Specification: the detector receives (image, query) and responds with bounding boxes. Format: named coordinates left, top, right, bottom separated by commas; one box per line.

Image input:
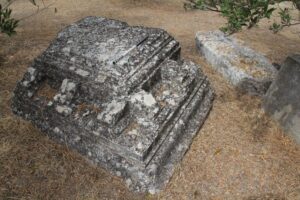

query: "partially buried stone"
left=263, top=54, right=300, bottom=144
left=196, top=30, right=277, bottom=96
left=11, top=16, right=214, bottom=193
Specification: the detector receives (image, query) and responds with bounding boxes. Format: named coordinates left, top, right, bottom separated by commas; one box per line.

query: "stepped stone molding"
left=12, top=17, right=214, bottom=193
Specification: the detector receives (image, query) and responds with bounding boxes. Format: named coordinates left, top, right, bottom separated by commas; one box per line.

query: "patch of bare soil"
left=1, top=0, right=300, bottom=199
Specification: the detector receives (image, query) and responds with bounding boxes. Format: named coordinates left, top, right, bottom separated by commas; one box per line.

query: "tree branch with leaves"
left=0, top=0, right=49, bottom=36
left=184, top=0, right=300, bottom=34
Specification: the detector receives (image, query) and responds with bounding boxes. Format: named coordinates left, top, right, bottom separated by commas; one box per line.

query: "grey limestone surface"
left=263, top=54, right=300, bottom=144
left=12, top=17, right=214, bottom=193
left=196, top=31, right=277, bottom=96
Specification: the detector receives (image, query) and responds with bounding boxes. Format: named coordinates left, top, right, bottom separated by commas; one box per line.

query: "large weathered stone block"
left=196, top=31, right=277, bottom=96
left=263, top=54, right=300, bottom=144
left=12, top=17, right=214, bottom=193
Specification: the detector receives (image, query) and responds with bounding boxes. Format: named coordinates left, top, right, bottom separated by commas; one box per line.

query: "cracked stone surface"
left=263, top=54, right=300, bottom=144
left=12, top=16, right=214, bottom=193
left=196, top=30, right=277, bottom=96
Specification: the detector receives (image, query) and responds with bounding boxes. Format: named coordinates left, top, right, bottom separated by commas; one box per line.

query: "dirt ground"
left=0, top=0, right=300, bottom=199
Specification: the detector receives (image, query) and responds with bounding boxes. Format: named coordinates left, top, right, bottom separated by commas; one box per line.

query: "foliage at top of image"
left=184, top=0, right=300, bottom=34
left=0, top=0, right=38, bottom=36
left=1, top=0, right=299, bottom=36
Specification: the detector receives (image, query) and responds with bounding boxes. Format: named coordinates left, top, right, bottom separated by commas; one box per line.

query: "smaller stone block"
left=196, top=31, right=277, bottom=95
left=263, top=54, right=300, bottom=144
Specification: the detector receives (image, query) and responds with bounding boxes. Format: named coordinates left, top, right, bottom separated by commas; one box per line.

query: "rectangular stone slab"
left=196, top=30, right=277, bottom=96
left=12, top=17, right=214, bottom=193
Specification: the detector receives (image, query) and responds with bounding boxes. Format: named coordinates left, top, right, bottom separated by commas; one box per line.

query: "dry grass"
left=0, top=0, right=300, bottom=199
left=36, top=81, right=58, bottom=100
left=0, top=117, right=140, bottom=200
